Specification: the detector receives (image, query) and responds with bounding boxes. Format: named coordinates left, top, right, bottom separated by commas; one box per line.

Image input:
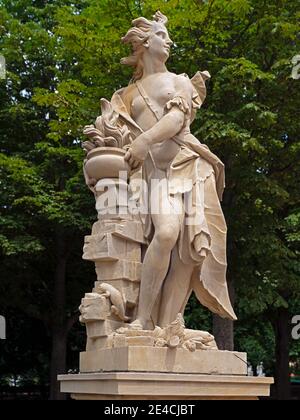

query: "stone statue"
left=59, top=13, right=274, bottom=399
left=120, top=11, right=236, bottom=328
left=80, top=11, right=236, bottom=355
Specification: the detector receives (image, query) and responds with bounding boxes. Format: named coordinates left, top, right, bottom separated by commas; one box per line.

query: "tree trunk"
left=49, top=229, right=68, bottom=400
left=213, top=315, right=234, bottom=350
left=273, top=308, right=291, bottom=400
left=213, top=276, right=235, bottom=351
left=50, top=327, right=67, bottom=400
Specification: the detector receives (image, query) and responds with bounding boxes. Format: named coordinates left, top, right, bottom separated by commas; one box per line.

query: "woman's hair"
left=121, top=11, right=168, bottom=81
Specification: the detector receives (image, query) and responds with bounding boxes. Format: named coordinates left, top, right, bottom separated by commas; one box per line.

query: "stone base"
left=79, top=347, right=248, bottom=376
left=58, top=372, right=274, bottom=400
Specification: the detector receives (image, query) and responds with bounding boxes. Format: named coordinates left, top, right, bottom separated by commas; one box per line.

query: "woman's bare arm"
left=124, top=108, right=185, bottom=168
left=141, top=107, right=185, bottom=145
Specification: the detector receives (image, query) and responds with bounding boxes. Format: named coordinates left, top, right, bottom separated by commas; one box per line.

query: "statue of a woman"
left=96, top=11, right=236, bottom=329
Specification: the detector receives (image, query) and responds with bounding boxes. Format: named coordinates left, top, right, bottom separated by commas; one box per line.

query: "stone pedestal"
left=79, top=347, right=247, bottom=375
left=58, top=372, right=274, bottom=400
left=59, top=347, right=273, bottom=400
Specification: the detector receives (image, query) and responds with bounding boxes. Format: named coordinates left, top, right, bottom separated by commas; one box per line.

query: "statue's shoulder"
left=117, top=84, right=137, bottom=111
left=172, top=72, right=194, bottom=95
left=123, top=83, right=136, bottom=93
left=119, top=84, right=136, bottom=100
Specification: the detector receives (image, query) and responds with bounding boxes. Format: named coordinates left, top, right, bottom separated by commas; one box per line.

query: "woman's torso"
left=124, top=72, right=182, bottom=171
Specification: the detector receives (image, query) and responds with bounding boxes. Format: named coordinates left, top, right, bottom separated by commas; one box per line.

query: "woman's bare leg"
left=158, top=245, right=195, bottom=327
left=134, top=213, right=181, bottom=328
left=132, top=188, right=184, bottom=329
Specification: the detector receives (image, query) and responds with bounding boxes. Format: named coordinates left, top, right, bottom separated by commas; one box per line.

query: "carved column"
left=79, top=149, right=145, bottom=355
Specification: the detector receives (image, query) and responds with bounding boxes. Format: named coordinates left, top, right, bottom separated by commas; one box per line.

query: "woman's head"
left=121, top=11, right=173, bottom=81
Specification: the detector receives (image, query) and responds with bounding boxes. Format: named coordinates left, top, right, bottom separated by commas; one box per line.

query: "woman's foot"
left=129, top=319, right=144, bottom=330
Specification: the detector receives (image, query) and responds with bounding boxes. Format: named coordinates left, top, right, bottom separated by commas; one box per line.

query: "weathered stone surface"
left=86, top=336, right=114, bottom=352
left=95, top=260, right=142, bottom=282
left=94, top=280, right=139, bottom=308
left=113, top=335, right=127, bottom=348
left=86, top=333, right=155, bottom=352
left=92, top=220, right=146, bottom=244
left=80, top=347, right=248, bottom=375
left=99, top=213, right=134, bottom=222
left=126, top=336, right=155, bottom=347
left=83, top=233, right=141, bottom=262
left=79, top=294, right=111, bottom=323
left=94, top=177, right=129, bottom=216
left=113, top=314, right=217, bottom=351
left=86, top=320, right=124, bottom=338
left=58, top=372, right=274, bottom=400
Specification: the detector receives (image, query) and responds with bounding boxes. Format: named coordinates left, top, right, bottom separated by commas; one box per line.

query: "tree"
left=0, top=0, right=95, bottom=400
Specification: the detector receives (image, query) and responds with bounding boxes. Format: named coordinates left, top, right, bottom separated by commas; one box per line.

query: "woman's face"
left=146, top=24, right=173, bottom=62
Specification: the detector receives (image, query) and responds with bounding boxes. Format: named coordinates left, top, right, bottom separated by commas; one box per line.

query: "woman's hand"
left=124, top=134, right=151, bottom=170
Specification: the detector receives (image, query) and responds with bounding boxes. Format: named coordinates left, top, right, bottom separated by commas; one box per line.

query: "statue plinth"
left=79, top=347, right=247, bottom=375
left=59, top=340, right=273, bottom=400
left=58, top=371, right=274, bottom=400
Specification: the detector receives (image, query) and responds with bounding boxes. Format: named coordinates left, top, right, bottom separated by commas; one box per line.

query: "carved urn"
left=84, top=147, right=130, bottom=182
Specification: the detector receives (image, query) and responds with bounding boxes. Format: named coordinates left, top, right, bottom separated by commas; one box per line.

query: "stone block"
left=126, top=336, right=155, bottom=347
left=83, top=233, right=141, bottom=262
left=91, top=220, right=146, bottom=244
left=86, top=320, right=124, bottom=338
left=80, top=347, right=248, bottom=376
left=86, top=336, right=114, bottom=351
left=95, top=260, right=142, bottom=283
left=79, top=294, right=111, bottom=323
left=113, top=335, right=127, bottom=348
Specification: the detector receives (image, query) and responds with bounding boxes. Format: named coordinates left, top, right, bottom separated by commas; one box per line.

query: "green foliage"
left=185, top=294, right=212, bottom=332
